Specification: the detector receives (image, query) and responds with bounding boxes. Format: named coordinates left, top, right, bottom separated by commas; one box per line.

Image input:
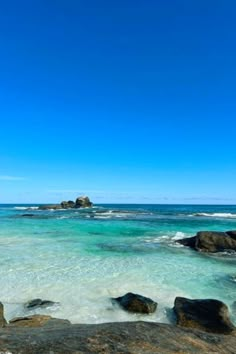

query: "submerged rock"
left=25, top=298, right=58, bottom=309
left=9, top=315, right=70, bottom=328
left=112, top=292, right=157, bottom=314
left=177, top=231, right=236, bottom=253
left=174, top=297, right=235, bottom=334
left=0, top=302, right=6, bottom=327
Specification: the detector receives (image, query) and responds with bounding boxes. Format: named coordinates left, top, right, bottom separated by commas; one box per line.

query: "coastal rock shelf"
left=1, top=321, right=236, bottom=353
left=177, top=230, right=236, bottom=253
left=38, top=195, right=93, bottom=210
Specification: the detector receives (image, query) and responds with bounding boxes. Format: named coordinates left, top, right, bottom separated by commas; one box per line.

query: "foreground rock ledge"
left=0, top=321, right=236, bottom=354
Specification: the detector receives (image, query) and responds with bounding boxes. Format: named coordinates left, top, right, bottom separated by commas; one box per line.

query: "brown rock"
left=1, top=321, right=236, bottom=353
left=9, top=315, right=70, bottom=328
left=112, top=292, right=157, bottom=314
left=174, top=297, right=236, bottom=334
left=0, top=302, right=6, bottom=327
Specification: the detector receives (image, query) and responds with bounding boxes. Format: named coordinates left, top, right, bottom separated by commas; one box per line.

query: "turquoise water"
left=0, top=204, right=235, bottom=324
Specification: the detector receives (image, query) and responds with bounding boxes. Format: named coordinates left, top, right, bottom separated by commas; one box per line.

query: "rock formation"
left=1, top=320, right=236, bottom=353
left=177, top=230, right=236, bottom=253
left=112, top=292, right=157, bottom=314
left=39, top=196, right=93, bottom=210
left=174, top=297, right=235, bottom=334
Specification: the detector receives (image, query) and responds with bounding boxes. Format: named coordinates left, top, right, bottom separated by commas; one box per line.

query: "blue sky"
left=0, top=0, right=236, bottom=203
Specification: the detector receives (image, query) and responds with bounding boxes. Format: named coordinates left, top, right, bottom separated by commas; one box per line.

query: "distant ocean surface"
left=0, top=204, right=235, bottom=324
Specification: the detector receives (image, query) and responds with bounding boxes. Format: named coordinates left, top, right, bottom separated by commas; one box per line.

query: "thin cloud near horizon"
left=0, top=175, right=27, bottom=181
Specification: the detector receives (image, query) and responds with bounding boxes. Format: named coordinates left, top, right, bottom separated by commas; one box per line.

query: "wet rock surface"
left=9, top=314, right=71, bottom=328
left=0, top=302, right=6, bottom=327
left=25, top=298, right=57, bottom=309
left=174, top=297, right=236, bottom=334
left=112, top=292, right=157, bottom=314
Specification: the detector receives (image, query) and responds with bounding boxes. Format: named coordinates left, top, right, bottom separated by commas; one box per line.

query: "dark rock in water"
left=112, top=292, right=157, bottom=314
left=38, top=204, right=62, bottom=210
left=226, top=230, right=236, bottom=240
left=9, top=315, right=70, bottom=328
left=0, top=302, right=6, bottom=327
left=75, top=196, right=93, bottom=208
left=22, top=214, right=35, bottom=217
left=25, top=298, right=57, bottom=309
left=174, top=297, right=235, bottom=334
left=177, top=231, right=236, bottom=253
left=1, top=321, right=236, bottom=354
left=61, top=200, right=75, bottom=209
left=177, top=235, right=196, bottom=248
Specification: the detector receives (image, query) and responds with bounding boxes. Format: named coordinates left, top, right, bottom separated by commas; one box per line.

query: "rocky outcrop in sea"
left=38, top=195, right=93, bottom=210
left=177, top=230, right=236, bottom=252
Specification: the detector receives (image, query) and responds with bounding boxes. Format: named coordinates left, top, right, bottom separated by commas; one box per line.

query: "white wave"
left=194, top=212, right=236, bottom=218
left=172, top=231, right=187, bottom=240
left=14, top=206, right=39, bottom=210
left=143, top=232, right=188, bottom=245
left=14, top=207, right=28, bottom=210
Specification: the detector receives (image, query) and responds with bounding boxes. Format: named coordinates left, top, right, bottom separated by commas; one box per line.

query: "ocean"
left=0, top=204, right=235, bottom=325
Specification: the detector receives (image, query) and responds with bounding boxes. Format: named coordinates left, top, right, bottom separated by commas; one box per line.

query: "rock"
left=75, top=196, right=93, bottom=208
left=174, top=297, right=235, bottom=334
left=1, top=321, right=236, bottom=354
left=226, top=230, right=236, bottom=240
left=112, top=292, right=157, bottom=314
left=9, top=315, right=70, bottom=328
left=38, top=196, right=93, bottom=210
left=25, top=298, right=58, bottom=309
left=177, top=235, right=196, bottom=248
left=0, top=302, right=6, bottom=327
left=177, top=231, right=236, bottom=253
left=38, top=204, right=62, bottom=210
left=61, top=200, right=75, bottom=209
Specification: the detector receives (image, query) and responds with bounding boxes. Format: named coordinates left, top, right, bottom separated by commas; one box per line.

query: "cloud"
left=0, top=175, right=26, bottom=181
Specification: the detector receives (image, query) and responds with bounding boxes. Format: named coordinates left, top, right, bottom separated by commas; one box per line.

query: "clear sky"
left=0, top=0, right=235, bottom=204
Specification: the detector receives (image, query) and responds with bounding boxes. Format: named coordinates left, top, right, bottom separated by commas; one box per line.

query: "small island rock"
left=39, top=196, right=93, bottom=210
left=75, top=196, right=93, bottom=208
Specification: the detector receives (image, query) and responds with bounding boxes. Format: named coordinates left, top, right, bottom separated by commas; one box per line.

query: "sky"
left=0, top=0, right=236, bottom=204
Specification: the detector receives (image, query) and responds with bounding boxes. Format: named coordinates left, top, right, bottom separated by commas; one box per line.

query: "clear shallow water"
left=0, top=204, right=236, bottom=324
